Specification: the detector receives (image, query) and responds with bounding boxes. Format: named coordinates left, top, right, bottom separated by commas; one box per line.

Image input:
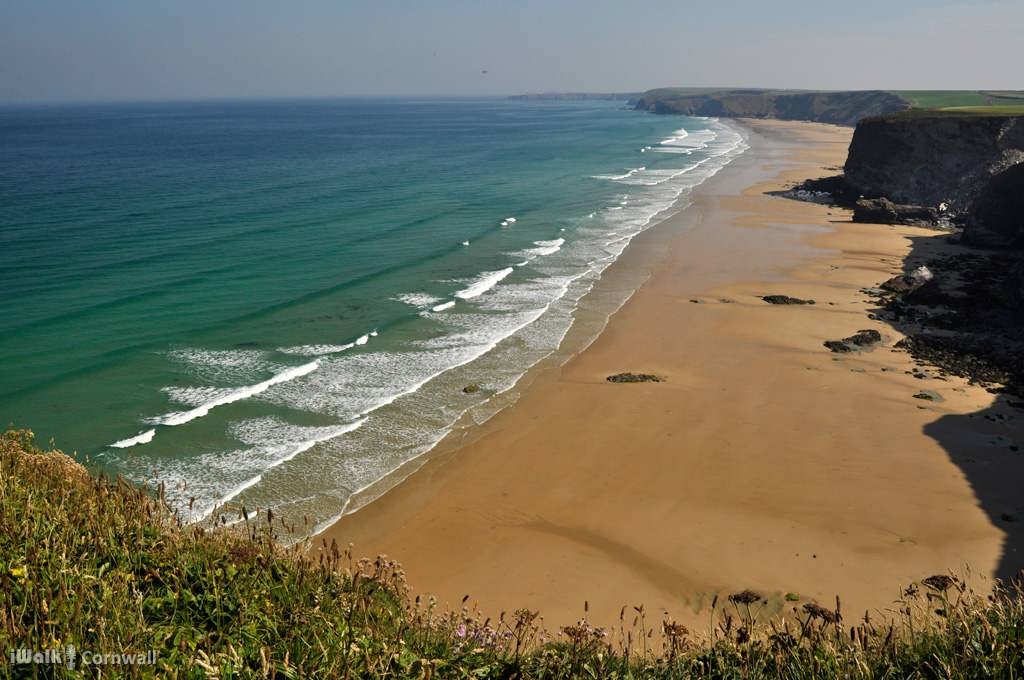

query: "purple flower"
left=455, top=624, right=467, bottom=638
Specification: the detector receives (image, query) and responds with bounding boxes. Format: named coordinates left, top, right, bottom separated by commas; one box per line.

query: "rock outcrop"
left=965, top=162, right=1024, bottom=248
left=853, top=198, right=939, bottom=226
left=634, top=89, right=908, bottom=127
left=881, top=265, right=934, bottom=294
left=824, top=329, right=882, bottom=353
left=844, top=112, right=1024, bottom=213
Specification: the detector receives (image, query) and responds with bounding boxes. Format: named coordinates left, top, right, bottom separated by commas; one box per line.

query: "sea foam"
left=110, top=429, right=156, bottom=449
left=454, top=267, right=514, bottom=300
left=278, top=343, right=355, bottom=357
left=147, top=360, right=320, bottom=428
left=396, top=292, right=443, bottom=308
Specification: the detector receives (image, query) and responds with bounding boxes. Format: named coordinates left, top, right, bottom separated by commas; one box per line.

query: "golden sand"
left=323, top=119, right=1018, bottom=629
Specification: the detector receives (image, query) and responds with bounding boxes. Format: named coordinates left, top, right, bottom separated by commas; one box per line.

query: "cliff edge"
left=844, top=111, right=1024, bottom=219
left=633, top=89, right=909, bottom=126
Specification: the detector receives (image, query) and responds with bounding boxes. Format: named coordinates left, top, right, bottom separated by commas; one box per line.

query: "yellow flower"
left=9, top=565, right=27, bottom=582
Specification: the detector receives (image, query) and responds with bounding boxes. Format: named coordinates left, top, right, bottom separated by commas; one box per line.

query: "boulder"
left=853, top=197, right=939, bottom=226
left=881, top=265, right=934, bottom=293
left=824, top=329, right=882, bottom=353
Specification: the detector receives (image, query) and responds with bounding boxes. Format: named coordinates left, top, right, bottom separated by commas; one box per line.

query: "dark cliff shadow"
left=874, top=230, right=1024, bottom=581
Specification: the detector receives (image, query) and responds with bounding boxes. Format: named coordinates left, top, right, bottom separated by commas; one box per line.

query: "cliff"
left=799, top=111, right=1024, bottom=413
left=966, top=161, right=1024, bottom=248
left=843, top=111, right=1024, bottom=216
left=633, top=89, right=909, bottom=126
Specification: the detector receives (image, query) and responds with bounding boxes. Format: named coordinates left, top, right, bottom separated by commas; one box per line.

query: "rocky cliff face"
left=966, top=162, right=1024, bottom=248
left=838, top=113, right=1024, bottom=356
left=843, top=113, right=1024, bottom=214
left=633, top=89, right=908, bottom=126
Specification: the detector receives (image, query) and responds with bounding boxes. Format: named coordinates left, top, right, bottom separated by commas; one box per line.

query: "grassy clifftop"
left=632, top=89, right=1024, bottom=125
left=893, top=90, right=1024, bottom=110
left=2, top=429, right=1023, bottom=677
left=632, top=89, right=909, bottom=126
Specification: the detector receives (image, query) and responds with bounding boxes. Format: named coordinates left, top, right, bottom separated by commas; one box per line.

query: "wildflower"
left=729, top=590, right=761, bottom=605
left=455, top=624, right=467, bottom=638
left=922, top=575, right=957, bottom=593
left=803, top=602, right=840, bottom=624
left=9, top=565, right=27, bottom=582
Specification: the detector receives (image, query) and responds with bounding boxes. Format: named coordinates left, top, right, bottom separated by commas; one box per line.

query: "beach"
left=324, top=119, right=1016, bottom=630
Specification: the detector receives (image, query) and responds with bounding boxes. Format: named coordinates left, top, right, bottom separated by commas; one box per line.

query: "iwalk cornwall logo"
left=8, top=643, right=157, bottom=669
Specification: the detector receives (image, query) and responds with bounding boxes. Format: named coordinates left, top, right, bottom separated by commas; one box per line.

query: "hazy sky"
left=1, top=0, right=1020, bottom=103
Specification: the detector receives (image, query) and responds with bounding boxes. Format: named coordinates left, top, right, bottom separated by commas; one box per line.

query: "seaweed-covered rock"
left=824, top=329, right=882, bottom=353
left=762, top=295, right=815, bottom=305
left=606, top=373, right=664, bottom=383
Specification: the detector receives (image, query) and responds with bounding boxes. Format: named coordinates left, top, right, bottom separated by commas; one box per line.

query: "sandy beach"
left=324, top=119, right=1020, bottom=630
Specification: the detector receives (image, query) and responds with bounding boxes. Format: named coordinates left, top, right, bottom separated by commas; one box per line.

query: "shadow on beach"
left=879, top=231, right=1024, bottom=581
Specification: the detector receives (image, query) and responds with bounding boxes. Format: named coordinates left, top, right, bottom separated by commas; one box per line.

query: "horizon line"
left=2, top=87, right=1018, bottom=108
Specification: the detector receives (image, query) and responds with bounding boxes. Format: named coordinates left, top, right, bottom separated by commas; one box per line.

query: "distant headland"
left=512, top=88, right=1024, bottom=127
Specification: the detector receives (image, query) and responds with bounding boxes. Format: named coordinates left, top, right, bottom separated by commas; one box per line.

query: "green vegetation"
left=893, top=91, right=1024, bottom=115
left=893, top=91, right=995, bottom=109
left=872, top=106, right=1024, bottom=121
left=3, top=429, right=1024, bottom=678
left=939, top=106, right=1024, bottom=116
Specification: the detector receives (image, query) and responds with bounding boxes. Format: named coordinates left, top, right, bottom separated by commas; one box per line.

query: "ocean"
left=0, top=97, right=746, bottom=534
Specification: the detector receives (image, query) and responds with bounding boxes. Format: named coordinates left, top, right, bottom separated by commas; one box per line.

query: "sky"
left=1, top=0, right=1020, bottom=103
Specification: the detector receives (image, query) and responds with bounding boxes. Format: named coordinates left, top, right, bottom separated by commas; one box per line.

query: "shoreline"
left=325, top=118, right=751, bottom=526
left=322, top=119, right=1011, bottom=629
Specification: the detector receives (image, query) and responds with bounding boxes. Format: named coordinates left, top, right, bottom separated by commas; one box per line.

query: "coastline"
left=322, top=119, right=1009, bottom=629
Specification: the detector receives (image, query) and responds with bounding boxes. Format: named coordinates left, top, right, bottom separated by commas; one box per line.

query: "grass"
left=2, top=428, right=1024, bottom=678
left=893, top=91, right=996, bottom=109
left=890, top=91, right=1024, bottom=116
left=939, top=105, right=1024, bottom=116
left=869, top=107, right=1024, bottom=122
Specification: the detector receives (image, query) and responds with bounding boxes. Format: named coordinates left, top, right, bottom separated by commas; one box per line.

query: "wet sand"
left=323, top=119, right=1011, bottom=630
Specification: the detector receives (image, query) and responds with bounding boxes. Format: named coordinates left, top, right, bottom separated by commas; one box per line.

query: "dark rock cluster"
left=606, top=373, right=664, bottom=383
left=853, top=198, right=938, bottom=227
left=824, top=329, right=882, bottom=353
left=875, top=249, right=1024, bottom=397
left=761, top=295, right=815, bottom=305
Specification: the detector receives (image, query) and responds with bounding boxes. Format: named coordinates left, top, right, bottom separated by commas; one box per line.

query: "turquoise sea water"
left=0, top=98, right=745, bottom=532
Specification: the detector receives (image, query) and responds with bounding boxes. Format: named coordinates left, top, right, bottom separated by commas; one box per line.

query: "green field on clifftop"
left=895, top=90, right=1024, bottom=109
left=938, top=105, right=1024, bottom=115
